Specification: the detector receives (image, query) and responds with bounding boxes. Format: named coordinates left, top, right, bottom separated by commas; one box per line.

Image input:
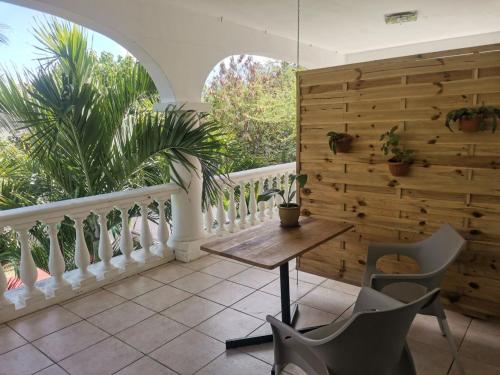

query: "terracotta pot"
left=333, top=135, right=353, bottom=153
left=459, top=117, right=481, bottom=133
left=388, top=159, right=411, bottom=177
left=279, top=204, right=300, bottom=227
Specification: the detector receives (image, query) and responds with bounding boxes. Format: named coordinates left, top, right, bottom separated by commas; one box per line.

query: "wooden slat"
left=297, top=43, right=500, bottom=318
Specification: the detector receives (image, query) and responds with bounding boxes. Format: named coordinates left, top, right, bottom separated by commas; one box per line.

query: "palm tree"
left=0, top=24, right=8, bottom=44
left=0, top=19, right=225, bottom=274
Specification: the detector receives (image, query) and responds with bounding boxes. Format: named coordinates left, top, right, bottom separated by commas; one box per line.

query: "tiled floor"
left=1, top=255, right=499, bottom=375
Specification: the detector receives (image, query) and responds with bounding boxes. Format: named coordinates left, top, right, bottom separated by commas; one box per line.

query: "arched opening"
left=203, top=54, right=298, bottom=172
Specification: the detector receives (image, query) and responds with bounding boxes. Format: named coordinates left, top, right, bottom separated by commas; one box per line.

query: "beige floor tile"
left=321, top=279, right=361, bottom=296
left=261, top=279, right=315, bottom=301
left=247, top=322, right=272, bottom=337
left=298, top=287, right=356, bottom=315
left=141, top=264, right=194, bottom=283
left=198, top=280, right=254, bottom=306
left=229, top=267, right=279, bottom=289
left=242, top=342, right=274, bottom=365
left=408, top=309, right=470, bottom=351
left=8, top=306, right=81, bottom=341
left=170, top=272, right=222, bottom=294
left=196, top=308, right=263, bottom=342
left=179, top=255, right=221, bottom=271
left=116, top=314, right=188, bottom=353
left=104, top=275, right=163, bottom=299
left=450, top=355, right=500, bottom=375
left=408, top=339, right=453, bottom=375
left=62, top=289, right=126, bottom=318
left=35, top=364, right=68, bottom=375
left=292, top=304, right=338, bottom=330
left=290, top=270, right=326, bottom=285
left=87, top=301, right=155, bottom=334
left=33, top=321, right=108, bottom=361
left=115, top=356, right=176, bottom=375
left=459, top=318, right=500, bottom=367
left=0, top=344, right=53, bottom=375
left=196, top=351, right=271, bottom=375
left=200, top=260, right=248, bottom=279
left=232, top=291, right=282, bottom=320
left=150, top=330, right=225, bottom=375
left=0, top=324, right=27, bottom=355
left=59, top=337, right=142, bottom=375
left=134, top=285, right=192, bottom=312
left=161, top=296, right=224, bottom=327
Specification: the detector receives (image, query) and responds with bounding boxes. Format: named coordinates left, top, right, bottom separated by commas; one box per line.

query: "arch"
left=4, top=0, right=176, bottom=102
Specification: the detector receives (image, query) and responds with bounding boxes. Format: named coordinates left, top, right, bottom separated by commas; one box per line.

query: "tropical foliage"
left=445, top=106, right=500, bottom=133
left=380, top=126, right=414, bottom=164
left=204, top=55, right=297, bottom=172
left=258, top=174, right=307, bottom=208
left=0, top=20, right=225, bottom=275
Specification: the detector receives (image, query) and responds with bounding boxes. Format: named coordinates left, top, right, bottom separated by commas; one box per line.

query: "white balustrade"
left=0, top=163, right=295, bottom=321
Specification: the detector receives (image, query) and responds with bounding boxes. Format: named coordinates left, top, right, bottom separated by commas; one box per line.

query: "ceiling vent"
left=385, top=11, right=418, bottom=24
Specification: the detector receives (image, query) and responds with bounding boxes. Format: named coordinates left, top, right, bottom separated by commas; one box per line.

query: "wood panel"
left=297, top=43, right=500, bottom=318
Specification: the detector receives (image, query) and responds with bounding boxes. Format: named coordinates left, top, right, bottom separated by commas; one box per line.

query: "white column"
left=117, top=206, right=136, bottom=269
left=96, top=210, right=117, bottom=278
left=204, top=204, right=214, bottom=234
left=138, top=201, right=155, bottom=261
left=258, top=177, right=266, bottom=222
left=71, top=215, right=96, bottom=285
left=216, top=191, right=226, bottom=234
left=0, top=263, right=15, bottom=312
left=228, top=186, right=237, bottom=233
left=16, top=227, right=44, bottom=303
left=248, top=179, right=257, bottom=225
left=46, top=221, right=71, bottom=294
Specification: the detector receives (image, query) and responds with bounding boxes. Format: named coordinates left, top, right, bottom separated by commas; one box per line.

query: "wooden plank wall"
left=296, top=43, right=500, bottom=318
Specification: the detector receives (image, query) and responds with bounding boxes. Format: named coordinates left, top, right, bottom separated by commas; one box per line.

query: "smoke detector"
left=385, top=11, right=418, bottom=24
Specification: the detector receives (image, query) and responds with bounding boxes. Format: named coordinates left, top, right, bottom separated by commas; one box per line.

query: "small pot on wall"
left=332, top=135, right=353, bottom=153
left=388, top=158, right=411, bottom=177
left=459, top=117, right=481, bottom=133
left=279, top=204, right=300, bottom=227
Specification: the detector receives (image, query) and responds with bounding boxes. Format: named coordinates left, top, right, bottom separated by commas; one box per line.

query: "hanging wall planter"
left=380, top=126, right=414, bottom=177
left=445, top=106, right=500, bottom=133
left=327, top=132, right=353, bottom=154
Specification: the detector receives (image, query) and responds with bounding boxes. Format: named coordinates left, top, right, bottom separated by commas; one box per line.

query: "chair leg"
left=438, top=317, right=466, bottom=375
left=271, top=364, right=282, bottom=375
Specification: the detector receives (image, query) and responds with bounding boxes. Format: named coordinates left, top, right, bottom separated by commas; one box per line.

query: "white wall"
left=345, top=30, right=500, bottom=64
left=6, top=0, right=345, bottom=103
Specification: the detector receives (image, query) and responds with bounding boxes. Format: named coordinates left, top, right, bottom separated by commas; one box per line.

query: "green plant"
left=380, top=126, right=414, bottom=164
left=445, top=106, right=500, bottom=132
left=257, top=174, right=307, bottom=207
left=327, top=131, right=351, bottom=154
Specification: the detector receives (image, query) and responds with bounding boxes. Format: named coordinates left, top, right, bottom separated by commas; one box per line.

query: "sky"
left=0, top=2, right=128, bottom=71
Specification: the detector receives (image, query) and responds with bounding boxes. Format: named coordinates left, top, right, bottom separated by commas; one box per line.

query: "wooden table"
left=201, top=217, right=353, bottom=349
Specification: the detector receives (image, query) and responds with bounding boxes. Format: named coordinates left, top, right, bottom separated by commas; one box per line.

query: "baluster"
left=258, top=177, right=266, bottom=222
left=16, top=227, right=44, bottom=302
left=118, top=207, right=135, bottom=267
left=139, top=202, right=154, bottom=260
left=96, top=211, right=116, bottom=276
left=267, top=177, right=275, bottom=219
left=239, top=181, right=247, bottom=229
left=290, top=174, right=297, bottom=203
left=46, top=221, right=71, bottom=293
left=0, top=263, right=15, bottom=310
left=71, top=215, right=95, bottom=284
left=228, top=186, right=237, bottom=233
left=155, top=198, right=172, bottom=258
left=204, top=204, right=214, bottom=234
left=248, top=179, right=257, bottom=225
left=216, top=191, right=226, bottom=234
left=283, top=172, right=290, bottom=205
left=275, top=173, right=283, bottom=206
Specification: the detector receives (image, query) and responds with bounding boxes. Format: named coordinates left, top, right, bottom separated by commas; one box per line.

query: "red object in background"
left=6, top=268, right=50, bottom=290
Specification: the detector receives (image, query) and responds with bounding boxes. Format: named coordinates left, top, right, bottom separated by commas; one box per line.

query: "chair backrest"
left=320, top=288, right=440, bottom=375
left=415, top=224, right=466, bottom=275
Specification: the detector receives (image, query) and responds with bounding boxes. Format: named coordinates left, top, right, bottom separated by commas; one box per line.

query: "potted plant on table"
left=445, top=106, right=500, bottom=133
left=258, top=174, right=308, bottom=227
left=327, top=131, right=353, bottom=154
left=380, top=126, right=414, bottom=177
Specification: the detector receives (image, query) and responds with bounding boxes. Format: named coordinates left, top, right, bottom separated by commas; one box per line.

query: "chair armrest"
left=370, top=272, right=437, bottom=291
left=353, top=287, right=403, bottom=314
left=366, top=242, right=420, bottom=267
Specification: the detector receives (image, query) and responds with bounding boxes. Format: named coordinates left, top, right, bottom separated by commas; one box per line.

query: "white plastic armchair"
left=267, top=287, right=440, bottom=375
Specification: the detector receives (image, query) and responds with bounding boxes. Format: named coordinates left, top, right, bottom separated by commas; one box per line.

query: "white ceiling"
left=166, top=0, right=500, bottom=54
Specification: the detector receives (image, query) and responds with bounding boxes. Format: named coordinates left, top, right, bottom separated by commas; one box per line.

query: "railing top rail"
left=0, top=183, right=181, bottom=228
left=221, top=162, right=296, bottom=184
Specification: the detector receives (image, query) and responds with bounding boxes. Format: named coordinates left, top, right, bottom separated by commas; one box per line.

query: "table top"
left=200, top=217, right=353, bottom=270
